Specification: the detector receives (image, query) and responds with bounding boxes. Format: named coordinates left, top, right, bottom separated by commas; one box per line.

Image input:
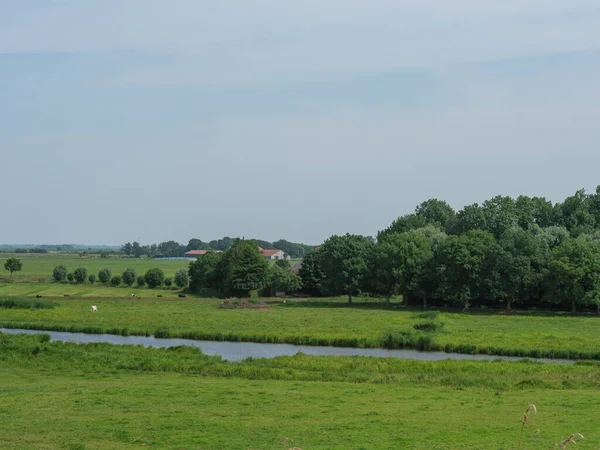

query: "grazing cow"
left=36, top=294, right=42, bottom=299
left=91, top=305, right=97, bottom=312
left=157, top=295, right=163, bottom=298
left=178, top=294, right=186, bottom=298
left=130, top=294, right=137, bottom=298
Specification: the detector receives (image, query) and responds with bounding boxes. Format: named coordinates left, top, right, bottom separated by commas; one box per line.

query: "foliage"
left=98, top=268, right=112, bottom=284
left=174, top=269, right=189, bottom=288
left=298, top=249, right=324, bottom=296
left=319, top=234, right=374, bottom=303
left=265, top=264, right=302, bottom=296
left=122, top=268, right=137, bottom=287
left=0, top=297, right=56, bottom=309
left=66, top=272, right=74, bottom=282
left=219, top=240, right=268, bottom=297
left=144, top=268, right=165, bottom=289
left=73, top=267, right=88, bottom=284
left=52, top=265, right=67, bottom=283
left=110, top=275, right=122, bottom=287
left=189, top=252, right=222, bottom=293
left=164, top=277, right=173, bottom=287
left=136, top=276, right=146, bottom=287
left=4, top=257, right=23, bottom=281
left=88, top=273, right=96, bottom=284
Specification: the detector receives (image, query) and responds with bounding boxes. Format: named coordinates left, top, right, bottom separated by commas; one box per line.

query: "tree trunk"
left=422, top=296, right=428, bottom=309
left=571, top=299, right=577, bottom=314
left=505, top=297, right=512, bottom=313
left=9, top=271, right=12, bottom=282
left=386, top=296, right=391, bottom=308
left=348, top=292, right=353, bottom=304
left=404, top=293, right=409, bottom=307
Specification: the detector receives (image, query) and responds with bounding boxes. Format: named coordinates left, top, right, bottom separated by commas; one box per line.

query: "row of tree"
left=298, top=187, right=600, bottom=313
left=52, top=266, right=189, bottom=289
left=121, top=237, right=314, bottom=259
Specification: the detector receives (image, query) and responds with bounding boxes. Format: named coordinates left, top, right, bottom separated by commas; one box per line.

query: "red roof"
left=261, top=249, right=282, bottom=257
left=185, top=250, right=221, bottom=256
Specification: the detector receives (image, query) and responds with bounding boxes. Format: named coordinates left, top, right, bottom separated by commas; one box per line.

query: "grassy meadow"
left=1, top=332, right=599, bottom=449
left=3, top=294, right=600, bottom=359
left=0, top=253, right=190, bottom=282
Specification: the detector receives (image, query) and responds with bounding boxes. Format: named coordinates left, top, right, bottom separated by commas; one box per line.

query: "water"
left=0, top=328, right=575, bottom=364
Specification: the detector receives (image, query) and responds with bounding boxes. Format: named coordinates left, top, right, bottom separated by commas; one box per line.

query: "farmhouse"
left=258, top=247, right=289, bottom=260
left=184, top=250, right=222, bottom=258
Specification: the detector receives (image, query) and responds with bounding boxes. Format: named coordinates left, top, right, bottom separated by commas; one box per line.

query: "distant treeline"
left=0, top=244, right=119, bottom=254
left=298, top=187, right=600, bottom=313
left=120, top=238, right=315, bottom=259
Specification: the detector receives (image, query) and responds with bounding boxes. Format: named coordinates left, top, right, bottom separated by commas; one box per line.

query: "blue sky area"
left=1, top=1, right=600, bottom=244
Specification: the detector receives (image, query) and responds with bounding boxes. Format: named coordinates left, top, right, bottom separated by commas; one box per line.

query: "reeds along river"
left=0, top=328, right=575, bottom=364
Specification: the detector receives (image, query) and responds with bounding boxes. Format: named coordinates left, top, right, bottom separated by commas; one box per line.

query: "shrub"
left=164, top=277, right=173, bottom=287
left=98, top=268, right=112, bottom=284
left=110, top=275, right=122, bottom=287
left=144, top=268, right=165, bottom=288
left=174, top=269, right=189, bottom=288
left=136, top=276, right=146, bottom=287
left=52, top=265, right=67, bottom=282
left=67, top=272, right=74, bottom=282
left=73, top=267, right=88, bottom=284
left=88, top=273, right=96, bottom=284
left=413, top=320, right=445, bottom=332
left=122, top=268, right=137, bottom=287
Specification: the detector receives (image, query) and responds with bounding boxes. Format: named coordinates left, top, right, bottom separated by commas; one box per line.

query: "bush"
left=88, top=273, right=96, bottom=284
left=67, top=272, right=74, bottom=282
left=144, top=268, right=165, bottom=288
left=122, top=268, right=137, bottom=287
left=73, top=267, right=88, bottom=284
left=164, top=277, right=173, bottom=287
left=174, top=269, right=189, bottom=288
left=98, top=268, right=112, bottom=284
left=110, top=275, right=122, bottom=287
left=136, top=276, right=146, bottom=287
left=52, top=265, right=67, bottom=282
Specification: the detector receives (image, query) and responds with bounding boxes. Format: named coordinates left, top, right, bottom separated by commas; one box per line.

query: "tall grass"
left=0, top=297, right=56, bottom=309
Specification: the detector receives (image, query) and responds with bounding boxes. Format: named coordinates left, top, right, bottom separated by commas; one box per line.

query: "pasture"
left=0, top=253, right=189, bottom=282
left=3, top=293, right=600, bottom=358
left=1, top=332, right=599, bottom=449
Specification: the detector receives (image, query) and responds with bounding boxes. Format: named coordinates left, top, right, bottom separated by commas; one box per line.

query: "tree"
left=189, top=251, right=223, bottom=293
left=266, top=264, right=302, bottom=296
left=132, top=241, right=143, bottom=258
left=122, top=268, right=137, bottom=287
left=121, top=242, right=133, bottom=255
left=415, top=198, right=456, bottom=230
left=157, top=241, right=186, bottom=258
left=174, top=269, right=189, bottom=288
left=298, top=249, right=324, bottom=296
left=98, top=268, right=112, bottom=284
left=219, top=239, right=268, bottom=297
left=111, top=275, right=122, bottom=287
left=164, top=277, right=173, bottom=287
left=73, top=267, right=88, bottom=284
left=67, top=272, right=75, bottom=283
left=274, top=259, right=291, bottom=269
left=144, top=268, right=165, bottom=288
left=369, top=231, right=433, bottom=307
left=88, top=273, right=96, bottom=284
left=4, top=257, right=22, bottom=282
left=319, top=234, right=374, bottom=304
left=378, top=214, right=428, bottom=240
left=186, top=238, right=211, bottom=251
left=52, top=265, right=68, bottom=282
left=136, top=276, right=146, bottom=287
left=546, top=237, right=600, bottom=313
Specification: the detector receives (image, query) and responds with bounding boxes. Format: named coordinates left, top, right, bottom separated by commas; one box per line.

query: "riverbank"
left=0, top=332, right=599, bottom=448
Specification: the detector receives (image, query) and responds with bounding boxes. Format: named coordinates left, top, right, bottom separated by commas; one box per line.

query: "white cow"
left=91, top=305, right=97, bottom=312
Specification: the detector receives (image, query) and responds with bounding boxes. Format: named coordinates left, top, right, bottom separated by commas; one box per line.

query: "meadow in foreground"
left=0, top=332, right=598, bottom=449
left=2, top=293, right=600, bottom=359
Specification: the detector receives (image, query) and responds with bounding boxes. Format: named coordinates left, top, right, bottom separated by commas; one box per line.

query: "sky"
left=1, top=0, right=600, bottom=245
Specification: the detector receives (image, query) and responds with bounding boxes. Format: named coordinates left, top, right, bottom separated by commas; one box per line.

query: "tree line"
left=51, top=265, right=189, bottom=289
left=298, top=187, right=600, bottom=313
left=121, top=237, right=315, bottom=259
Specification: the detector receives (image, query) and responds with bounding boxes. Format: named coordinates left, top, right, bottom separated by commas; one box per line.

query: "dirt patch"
left=219, top=299, right=271, bottom=310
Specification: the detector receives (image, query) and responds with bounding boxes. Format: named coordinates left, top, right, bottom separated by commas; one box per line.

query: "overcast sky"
left=2, top=1, right=600, bottom=245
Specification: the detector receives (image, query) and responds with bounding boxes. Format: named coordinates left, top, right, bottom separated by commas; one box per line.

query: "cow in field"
left=35, top=295, right=42, bottom=298
left=91, top=305, right=98, bottom=312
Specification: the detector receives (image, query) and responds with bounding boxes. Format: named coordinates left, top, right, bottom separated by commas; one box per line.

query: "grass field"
left=3, top=292, right=600, bottom=359
left=1, top=332, right=599, bottom=449
left=0, top=283, right=181, bottom=298
left=0, top=253, right=189, bottom=282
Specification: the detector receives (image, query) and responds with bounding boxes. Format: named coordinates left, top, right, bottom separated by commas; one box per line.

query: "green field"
left=3, top=292, right=600, bottom=359
left=0, top=253, right=189, bottom=283
left=0, top=283, right=181, bottom=298
left=1, top=332, right=599, bottom=449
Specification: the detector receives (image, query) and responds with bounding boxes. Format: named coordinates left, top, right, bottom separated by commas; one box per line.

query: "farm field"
left=1, top=332, right=599, bottom=449
left=0, top=253, right=190, bottom=282
left=3, top=292, right=600, bottom=358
